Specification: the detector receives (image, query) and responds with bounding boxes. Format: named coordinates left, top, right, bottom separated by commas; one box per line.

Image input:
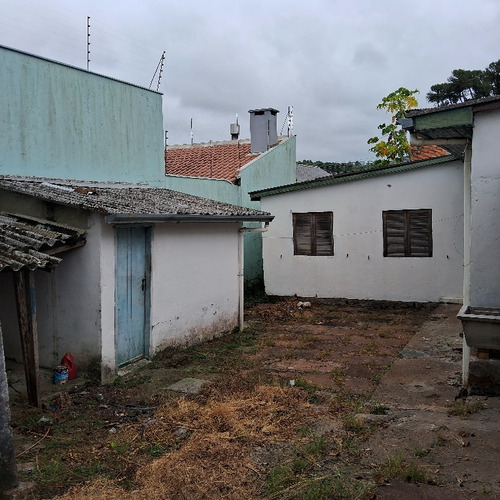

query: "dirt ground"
left=6, top=298, right=500, bottom=499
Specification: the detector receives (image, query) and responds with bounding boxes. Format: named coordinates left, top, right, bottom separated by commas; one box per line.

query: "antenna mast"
left=86, top=16, right=90, bottom=71
left=280, top=106, right=294, bottom=136
left=190, top=118, right=194, bottom=144
left=149, top=51, right=166, bottom=91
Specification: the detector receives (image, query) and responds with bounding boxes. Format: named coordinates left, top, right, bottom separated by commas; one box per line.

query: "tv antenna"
left=149, top=51, right=166, bottom=91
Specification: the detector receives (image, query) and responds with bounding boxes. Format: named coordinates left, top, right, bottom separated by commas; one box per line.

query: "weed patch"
left=448, top=400, right=486, bottom=418
left=376, top=452, right=434, bottom=484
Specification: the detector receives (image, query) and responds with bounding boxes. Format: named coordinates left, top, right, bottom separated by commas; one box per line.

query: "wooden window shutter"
left=314, top=212, right=334, bottom=256
left=293, top=212, right=333, bottom=256
left=383, top=211, right=406, bottom=257
left=293, top=213, right=313, bottom=255
left=409, top=209, right=432, bottom=257
left=383, top=209, right=432, bottom=257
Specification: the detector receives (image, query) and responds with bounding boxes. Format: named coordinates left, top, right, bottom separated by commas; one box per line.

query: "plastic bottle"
left=61, top=353, right=76, bottom=380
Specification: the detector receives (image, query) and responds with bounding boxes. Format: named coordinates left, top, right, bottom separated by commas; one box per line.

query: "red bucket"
left=61, top=353, right=76, bottom=380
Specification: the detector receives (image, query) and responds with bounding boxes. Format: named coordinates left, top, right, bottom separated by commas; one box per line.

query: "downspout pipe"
left=462, top=144, right=472, bottom=386
left=238, top=224, right=269, bottom=331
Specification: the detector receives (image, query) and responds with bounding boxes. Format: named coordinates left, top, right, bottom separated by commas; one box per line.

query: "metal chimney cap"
left=248, top=108, right=279, bottom=115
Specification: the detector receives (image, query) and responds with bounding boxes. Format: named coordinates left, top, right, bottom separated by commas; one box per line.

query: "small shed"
left=0, top=176, right=272, bottom=386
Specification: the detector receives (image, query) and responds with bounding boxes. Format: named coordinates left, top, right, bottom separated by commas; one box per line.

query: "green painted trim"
left=414, top=107, right=473, bottom=131
left=250, top=156, right=457, bottom=199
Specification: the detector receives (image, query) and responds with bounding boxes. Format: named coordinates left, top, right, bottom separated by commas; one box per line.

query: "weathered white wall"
left=99, top=221, right=117, bottom=381
left=35, top=216, right=104, bottom=369
left=469, top=111, right=500, bottom=307
left=150, top=223, right=240, bottom=351
left=261, top=161, right=464, bottom=302
left=0, top=193, right=106, bottom=371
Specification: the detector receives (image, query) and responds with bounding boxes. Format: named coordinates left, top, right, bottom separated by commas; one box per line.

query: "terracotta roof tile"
left=165, top=140, right=259, bottom=183
left=410, top=144, right=450, bottom=161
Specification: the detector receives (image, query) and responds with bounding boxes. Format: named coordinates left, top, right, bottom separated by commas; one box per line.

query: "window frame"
left=292, top=211, right=334, bottom=256
left=383, top=209, right=433, bottom=257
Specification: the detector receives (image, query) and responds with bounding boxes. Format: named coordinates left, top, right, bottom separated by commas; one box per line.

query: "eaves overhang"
left=403, top=96, right=500, bottom=159
left=105, top=214, right=274, bottom=225
left=250, top=156, right=457, bottom=200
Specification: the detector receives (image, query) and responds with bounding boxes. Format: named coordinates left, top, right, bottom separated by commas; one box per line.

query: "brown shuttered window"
left=293, top=212, right=333, bottom=256
left=383, top=209, right=432, bottom=257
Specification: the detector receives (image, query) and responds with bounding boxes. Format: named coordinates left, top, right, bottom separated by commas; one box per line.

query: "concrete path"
left=366, top=305, right=500, bottom=499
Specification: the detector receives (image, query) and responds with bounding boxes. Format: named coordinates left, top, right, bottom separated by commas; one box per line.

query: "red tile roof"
left=410, top=144, right=450, bottom=161
left=165, top=140, right=259, bottom=183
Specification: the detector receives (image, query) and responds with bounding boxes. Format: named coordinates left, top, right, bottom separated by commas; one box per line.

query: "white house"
left=0, top=176, right=272, bottom=383
left=250, top=156, right=464, bottom=303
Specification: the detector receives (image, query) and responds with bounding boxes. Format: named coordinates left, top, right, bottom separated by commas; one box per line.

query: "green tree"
left=367, top=87, right=419, bottom=166
left=486, top=60, right=500, bottom=96
left=427, top=60, right=500, bottom=106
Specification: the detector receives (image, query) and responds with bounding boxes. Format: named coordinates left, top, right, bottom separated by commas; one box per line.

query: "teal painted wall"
left=164, top=136, right=297, bottom=285
left=0, top=46, right=165, bottom=185
left=238, top=135, right=297, bottom=208
left=164, top=176, right=240, bottom=205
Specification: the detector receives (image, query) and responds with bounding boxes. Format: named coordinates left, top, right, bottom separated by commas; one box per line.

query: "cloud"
left=1, top=0, right=500, bottom=161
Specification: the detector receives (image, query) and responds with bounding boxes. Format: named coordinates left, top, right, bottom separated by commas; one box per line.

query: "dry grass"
left=54, top=381, right=323, bottom=500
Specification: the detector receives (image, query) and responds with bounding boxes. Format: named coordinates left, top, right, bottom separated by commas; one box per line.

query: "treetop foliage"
left=427, top=60, right=500, bottom=106
left=299, top=159, right=375, bottom=176
left=367, top=87, right=419, bottom=166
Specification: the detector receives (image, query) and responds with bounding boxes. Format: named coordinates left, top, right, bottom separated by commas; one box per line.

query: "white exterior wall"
left=0, top=212, right=106, bottom=371
left=469, top=111, right=500, bottom=307
left=150, top=223, right=240, bottom=351
left=261, top=161, right=464, bottom=302
left=97, top=219, right=116, bottom=381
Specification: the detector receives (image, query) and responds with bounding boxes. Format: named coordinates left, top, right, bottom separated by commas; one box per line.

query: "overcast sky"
left=1, top=0, right=499, bottom=162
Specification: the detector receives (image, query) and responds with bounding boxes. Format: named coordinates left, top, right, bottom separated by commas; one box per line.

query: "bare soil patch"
left=7, top=298, right=500, bottom=499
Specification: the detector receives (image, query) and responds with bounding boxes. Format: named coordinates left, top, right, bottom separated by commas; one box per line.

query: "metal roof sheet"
left=0, top=212, right=85, bottom=272
left=405, top=95, right=500, bottom=118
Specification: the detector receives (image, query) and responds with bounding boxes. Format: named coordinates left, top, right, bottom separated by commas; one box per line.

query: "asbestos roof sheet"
left=0, top=212, right=85, bottom=272
left=296, top=164, right=331, bottom=182
left=0, top=176, right=271, bottom=219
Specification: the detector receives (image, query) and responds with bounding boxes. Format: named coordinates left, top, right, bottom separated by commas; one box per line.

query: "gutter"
left=105, top=214, right=274, bottom=224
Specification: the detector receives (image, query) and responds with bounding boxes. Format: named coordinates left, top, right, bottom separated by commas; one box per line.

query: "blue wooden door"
left=115, top=227, right=151, bottom=367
